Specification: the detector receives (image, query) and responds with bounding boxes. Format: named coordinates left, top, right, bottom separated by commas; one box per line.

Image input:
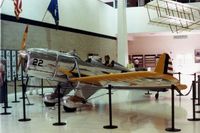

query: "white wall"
left=126, top=7, right=169, bottom=33
left=1, top=0, right=116, bottom=36
left=2, top=0, right=200, bottom=66
left=1, top=20, right=117, bottom=60
left=128, top=33, right=200, bottom=89
left=2, top=1, right=200, bottom=35
left=128, top=33, right=200, bottom=74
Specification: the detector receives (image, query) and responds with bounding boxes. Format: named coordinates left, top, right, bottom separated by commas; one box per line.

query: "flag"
left=14, top=0, right=22, bottom=20
left=47, top=0, right=59, bottom=26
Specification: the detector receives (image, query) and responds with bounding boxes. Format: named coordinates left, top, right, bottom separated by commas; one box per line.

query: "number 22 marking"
left=32, top=58, right=43, bottom=66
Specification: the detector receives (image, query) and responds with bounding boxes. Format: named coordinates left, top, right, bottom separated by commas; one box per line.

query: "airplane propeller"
left=16, top=25, right=29, bottom=73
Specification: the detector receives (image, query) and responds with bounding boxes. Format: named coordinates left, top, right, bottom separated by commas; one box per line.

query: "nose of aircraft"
left=17, top=50, right=29, bottom=72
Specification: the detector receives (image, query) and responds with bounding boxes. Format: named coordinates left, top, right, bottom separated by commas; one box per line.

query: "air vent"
left=173, top=35, right=188, bottom=39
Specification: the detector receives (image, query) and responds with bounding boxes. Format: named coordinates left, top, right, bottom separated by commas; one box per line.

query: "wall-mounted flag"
left=13, top=0, right=22, bottom=20
left=47, top=0, right=59, bottom=26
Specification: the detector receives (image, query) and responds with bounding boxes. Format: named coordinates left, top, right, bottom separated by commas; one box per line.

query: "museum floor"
left=1, top=87, right=200, bottom=133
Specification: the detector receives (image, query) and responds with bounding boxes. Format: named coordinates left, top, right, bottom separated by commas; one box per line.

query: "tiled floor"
left=0, top=88, right=200, bottom=133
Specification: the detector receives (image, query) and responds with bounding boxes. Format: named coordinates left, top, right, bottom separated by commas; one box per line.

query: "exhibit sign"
left=195, top=49, right=200, bottom=63
left=0, top=49, right=20, bottom=81
left=6, top=50, right=11, bottom=81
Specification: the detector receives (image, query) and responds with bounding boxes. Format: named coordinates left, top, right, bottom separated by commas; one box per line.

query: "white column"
left=117, top=0, right=128, bottom=66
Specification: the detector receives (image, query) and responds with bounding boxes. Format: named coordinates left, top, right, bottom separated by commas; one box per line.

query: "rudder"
left=154, top=53, right=173, bottom=75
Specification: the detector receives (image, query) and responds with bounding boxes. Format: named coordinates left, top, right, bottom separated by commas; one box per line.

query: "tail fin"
left=154, top=53, right=173, bottom=75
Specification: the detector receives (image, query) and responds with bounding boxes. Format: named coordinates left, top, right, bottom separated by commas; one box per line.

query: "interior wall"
left=1, top=20, right=117, bottom=61
left=126, top=7, right=169, bottom=33
left=1, top=0, right=116, bottom=36
left=2, top=0, right=200, bottom=35
left=128, top=34, right=200, bottom=74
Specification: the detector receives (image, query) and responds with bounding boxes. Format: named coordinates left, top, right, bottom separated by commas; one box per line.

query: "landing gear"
left=155, top=91, right=159, bottom=100
left=145, top=91, right=152, bottom=96
left=44, top=101, right=56, bottom=107
left=63, top=105, right=77, bottom=112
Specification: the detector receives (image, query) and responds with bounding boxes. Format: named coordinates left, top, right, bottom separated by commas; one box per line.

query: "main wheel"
left=63, top=105, right=77, bottom=112
left=155, top=93, right=159, bottom=100
left=44, top=101, right=56, bottom=107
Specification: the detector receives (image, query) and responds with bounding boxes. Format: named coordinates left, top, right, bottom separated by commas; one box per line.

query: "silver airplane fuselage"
left=24, top=48, right=129, bottom=82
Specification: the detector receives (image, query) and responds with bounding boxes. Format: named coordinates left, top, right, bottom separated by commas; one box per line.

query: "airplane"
left=19, top=49, right=187, bottom=112
left=25, top=48, right=131, bottom=109
left=17, top=25, right=187, bottom=112
left=145, top=0, right=200, bottom=33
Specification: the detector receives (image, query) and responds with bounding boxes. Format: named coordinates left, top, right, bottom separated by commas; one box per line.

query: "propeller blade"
left=17, top=25, right=29, bottom=73
left=21, top=25, right=28, bottom=50
left=16, top=55, right=22, bottom=73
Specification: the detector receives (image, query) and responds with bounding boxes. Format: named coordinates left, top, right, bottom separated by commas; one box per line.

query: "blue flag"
left=47, top=0, right=59, bottom=26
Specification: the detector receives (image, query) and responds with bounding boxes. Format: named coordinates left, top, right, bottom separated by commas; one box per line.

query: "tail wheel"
left=63, top=105, right=77, bottom=112
left=44, top=101, right=56, bottom=107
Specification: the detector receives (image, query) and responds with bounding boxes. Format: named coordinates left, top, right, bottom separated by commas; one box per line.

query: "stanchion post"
left=103, top=85, right=118, bottom=129
left=18, top=72, right=31, bottom=122
left=176, top=72, right=183, bottom=97
left=39, top=79, right=44, bottom=97
left=196, top=75, right=200, bottom=106
left=176, top=72, right=183, bottom=101
left=178, top=72, right=182, bottom=103
left=191, top=73, right=197, bottom=100
left=188, top=81, right=200, bottom=121
left=2, top=78, right=12, bottom=109
left=19, top=72, right=27, bottom=99
left=24, top=76, right=34, bottom=106
left=165, top=85, right=181, bottom=132
left=12, top=76, right=20, bottom=103
left=53, top=84, right=66, bottom=126
left=178, top=72, right=181, bottom=83
left=0, top=79, right=11, bottom=115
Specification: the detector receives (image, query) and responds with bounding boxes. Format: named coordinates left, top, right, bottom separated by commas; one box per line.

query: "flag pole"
left=0, top=0, right=5, bottom=8
left=42, top=9, right=48, bottom=22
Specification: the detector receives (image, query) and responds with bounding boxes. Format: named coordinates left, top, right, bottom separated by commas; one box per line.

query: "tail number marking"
left=32, top=58, right=43, bottom=67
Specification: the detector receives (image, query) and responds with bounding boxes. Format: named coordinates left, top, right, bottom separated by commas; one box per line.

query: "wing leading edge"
left=69, top=53, right=187, bottom=91
left=69, top=71, right=187, bottom=91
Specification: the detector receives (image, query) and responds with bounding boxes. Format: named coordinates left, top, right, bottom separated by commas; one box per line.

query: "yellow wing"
left=69, top=71, right=187, bottom=91
left=68, top=53, right=187, bottom=91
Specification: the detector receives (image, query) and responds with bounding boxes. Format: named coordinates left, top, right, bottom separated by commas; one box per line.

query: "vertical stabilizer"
left=154, top=53, right=173, bottom=75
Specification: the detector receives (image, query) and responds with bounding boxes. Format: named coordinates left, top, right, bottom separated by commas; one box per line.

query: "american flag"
left=14, top=0, right=22, bottom=19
